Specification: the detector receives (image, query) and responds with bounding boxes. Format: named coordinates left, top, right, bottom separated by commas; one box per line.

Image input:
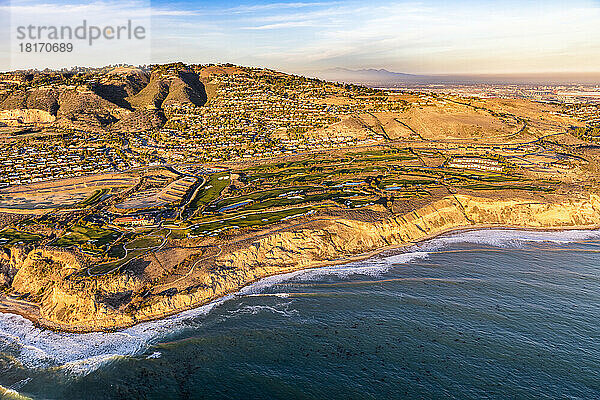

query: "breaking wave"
left=0, top=297, right=229, bottom=376
left=417, top=228, right=600, bottom=250
left=1, top=228, right=598, bottom=377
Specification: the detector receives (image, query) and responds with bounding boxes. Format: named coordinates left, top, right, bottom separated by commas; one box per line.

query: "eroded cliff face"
left=217, top=197, right=470, bottom=270
left=2, top=248, right=144, bottom=329
left=216, top=194, right=600, bottom=271
left=3, top=194, right=600, bottom=332
left=458, top=195, right=600, bottom=227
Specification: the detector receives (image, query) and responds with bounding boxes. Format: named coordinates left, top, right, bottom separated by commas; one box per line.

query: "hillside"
left=0, top=64, right=207, bottom=132
left=0, top=62, right=598, bottom=332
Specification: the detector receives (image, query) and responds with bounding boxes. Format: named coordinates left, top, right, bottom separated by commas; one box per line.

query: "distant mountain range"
left=315, top=68, right=428, bottom=85
left=314, top=68, right=600, bottom=86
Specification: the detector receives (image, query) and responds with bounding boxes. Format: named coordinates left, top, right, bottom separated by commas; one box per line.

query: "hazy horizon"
left=305, top=68, right=600, bottom=85
left=2, top=0, right=600, bottom=76
left=5, top=63, right=600, bottom=86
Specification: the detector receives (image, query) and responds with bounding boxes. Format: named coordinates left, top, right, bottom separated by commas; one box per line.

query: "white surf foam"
left=146, top=351, right=161, bottom=359
left=417, top=228, right=600, bottom=251
left=227, top=302, right=298, bottom=318
left=0, top=296, right=229, bottom=376
left=294, top=250, right=431, bottom=280
left=1, top=228, right=597, bottom=377
left=284, top=228, right=600, bottom=281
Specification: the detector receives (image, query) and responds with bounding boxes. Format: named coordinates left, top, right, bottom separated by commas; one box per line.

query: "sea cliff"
left=2, top=193, right=600, bottom=332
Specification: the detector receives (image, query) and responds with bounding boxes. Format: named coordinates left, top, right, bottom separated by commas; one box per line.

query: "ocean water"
left=1, top=229, right=599, bottom=399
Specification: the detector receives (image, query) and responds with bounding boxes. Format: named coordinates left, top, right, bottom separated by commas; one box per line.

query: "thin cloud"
left=6, top=0, right=600, bottom=74
left=227, top=2, right=336, bottom=14
left=151, top=9, right=199, bottom=16
left=242, top=20, right=320, bottom=30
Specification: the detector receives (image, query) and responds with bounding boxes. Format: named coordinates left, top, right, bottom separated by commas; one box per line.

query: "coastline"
left=2, top=220, right=599, bottom=334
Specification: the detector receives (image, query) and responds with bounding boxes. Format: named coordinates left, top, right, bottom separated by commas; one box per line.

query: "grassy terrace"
left=209, top=186, right=316, bottom=209
left=244, top=192, right=351, bottom=210
left=88, top=231, right=168, bottom=275
left=0, top=228, right=42, bottom=245
left=125, top=236, right=163, bottom=250
left=0, top=145, right=559, bottom=265
left=243, top=148, right=417, bottom=175
left=88, top=248, right=147, bottom=275
left=186, top=172, right=231, bottom=216
left=353, top=149, right=417, bottom=161
left=179, top=147, right=548, bottom=234
left=191, top=206, right=320, bottom=236
left=243, top=163, right=392, bottom=185
left=386, top=166, right=515, bottom=182
left=53, top=223, right=121, bottom=255
left=176, top=149, right=436, bottom=235
left=204, top=186, right=357, bottom=214
left=379, top=176, right=437, bottom=188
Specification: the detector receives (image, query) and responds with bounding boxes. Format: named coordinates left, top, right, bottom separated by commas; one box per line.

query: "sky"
left=2, top=0, right=600, bottom=74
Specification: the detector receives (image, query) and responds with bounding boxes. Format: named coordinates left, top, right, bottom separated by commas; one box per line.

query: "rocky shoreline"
left=2, top=193, right=600, bottom=333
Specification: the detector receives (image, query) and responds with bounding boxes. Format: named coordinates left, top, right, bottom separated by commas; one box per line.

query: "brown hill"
left=128, top=76, right=169, bottom=109
left=0, top=87, right=60, bottom=115
left=128, top=68, right=207, bottom=110
left=57, top=89, right=131, bottom=122
left=91, top=68, right=149, bottom=110
left=112, top=109, right=166, bottom=133
left=163, top=69, right=207, bottom=108
left=197, top=65, right=246, bottom=78
left=0, top=65, right=207, bottom=132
